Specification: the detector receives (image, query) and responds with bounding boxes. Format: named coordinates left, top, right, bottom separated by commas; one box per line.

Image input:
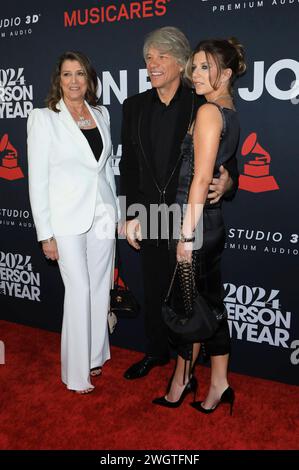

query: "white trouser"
left=56, top=217, right=115, bottom=391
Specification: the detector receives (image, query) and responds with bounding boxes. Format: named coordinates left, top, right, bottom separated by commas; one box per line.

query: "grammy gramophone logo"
left=0, top=134, right=24, bottom=181
left=239, top=132, right=279, bottom=193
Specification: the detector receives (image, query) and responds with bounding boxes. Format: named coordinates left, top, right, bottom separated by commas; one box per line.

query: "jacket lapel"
left=86, top=103, right=111, bottom=171
left=138, top=90, right=156, bottom=177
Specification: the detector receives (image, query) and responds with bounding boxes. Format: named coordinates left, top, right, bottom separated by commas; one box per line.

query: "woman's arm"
left=27, top=108, right=59, bottom=260
left=27, top=109, right=53, bottom=241
left=178, top=104, right=223, bottom=261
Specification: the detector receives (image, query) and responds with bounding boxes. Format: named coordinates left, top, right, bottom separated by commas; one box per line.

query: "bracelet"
left=180, top=233, right=195, bottom=243
left=41, top=236, right=55, bottom=244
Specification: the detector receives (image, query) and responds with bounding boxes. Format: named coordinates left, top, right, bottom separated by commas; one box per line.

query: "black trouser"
left=140, top=241, right=171, bottom=359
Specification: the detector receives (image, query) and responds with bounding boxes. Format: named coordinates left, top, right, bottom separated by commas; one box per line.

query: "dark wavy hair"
left=46, top=51, right=98, bottom=112
left=185, top=38, right=246, bottom=94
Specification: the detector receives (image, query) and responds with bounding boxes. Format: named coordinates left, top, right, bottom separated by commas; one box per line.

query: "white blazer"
left=27, top=99, right=120, bottom=241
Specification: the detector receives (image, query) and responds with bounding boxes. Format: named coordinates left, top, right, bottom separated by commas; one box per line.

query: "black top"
left=81, top=127, right=103, bottom=162
left=212, top=107, right=240, bottom=174
left=150, top=86, right=181, bottom=186
left=176, top=103, right=240, bottom=214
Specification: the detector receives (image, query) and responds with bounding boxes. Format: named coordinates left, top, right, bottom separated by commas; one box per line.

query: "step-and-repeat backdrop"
left=1, top=0, right=298, bottom=385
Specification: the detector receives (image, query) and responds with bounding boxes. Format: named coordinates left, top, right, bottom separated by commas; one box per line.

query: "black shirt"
left=150, top=86, right=181, bottom=186
left=81, top=127, right=103, bottom=162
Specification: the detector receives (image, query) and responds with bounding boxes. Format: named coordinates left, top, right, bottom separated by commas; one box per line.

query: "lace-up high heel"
left=190, top=386, right=235, bottom=415
left=152, top=376, right=198, bottom=408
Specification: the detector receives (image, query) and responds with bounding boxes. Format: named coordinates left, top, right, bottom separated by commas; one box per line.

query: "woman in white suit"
left=27, top=51, right=119, bottom=394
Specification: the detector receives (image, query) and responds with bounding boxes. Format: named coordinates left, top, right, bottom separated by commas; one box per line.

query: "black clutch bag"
left=110, top=242, right=140, bottom=318
left=110, top=282, right=139, bottom=318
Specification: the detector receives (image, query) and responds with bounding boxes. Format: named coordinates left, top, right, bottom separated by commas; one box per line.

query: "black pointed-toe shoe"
left=123, top=355, right=169, bottom=380
left=190, top=386, right=235, bottom=415
left=152, top=376, right=198, bottom=408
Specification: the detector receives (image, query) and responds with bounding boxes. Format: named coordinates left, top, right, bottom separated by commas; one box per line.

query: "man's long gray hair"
left=143, top=26, right=191, bottom=70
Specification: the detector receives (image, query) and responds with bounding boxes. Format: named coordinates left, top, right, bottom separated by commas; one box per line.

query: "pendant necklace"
left=77, top=115, right=92, bottom=129
left=69, top=104, right=92, bottom=128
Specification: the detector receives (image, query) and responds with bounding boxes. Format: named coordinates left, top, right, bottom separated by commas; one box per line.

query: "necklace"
left=68, top=104, right=92, bottom=128
left=76, top=116, right=92, bottom=129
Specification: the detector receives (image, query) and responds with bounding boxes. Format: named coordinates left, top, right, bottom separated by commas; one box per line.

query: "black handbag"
left=110, top=282, right=139, bottom=318
left=110, top=244, right=139, bottom=318
left=162, top=260, right=226, bottom=345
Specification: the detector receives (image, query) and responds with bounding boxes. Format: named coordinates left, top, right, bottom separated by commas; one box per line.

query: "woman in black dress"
left=153, top=38, right=246, bottom=413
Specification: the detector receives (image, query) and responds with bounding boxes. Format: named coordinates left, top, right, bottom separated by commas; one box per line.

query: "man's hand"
left=208, top=165, right=233, bottom=204
left=126, top=219, right=142, bottom=250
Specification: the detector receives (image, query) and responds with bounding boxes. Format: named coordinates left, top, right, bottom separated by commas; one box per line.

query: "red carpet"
left=0, top=320, right=298, bottom=450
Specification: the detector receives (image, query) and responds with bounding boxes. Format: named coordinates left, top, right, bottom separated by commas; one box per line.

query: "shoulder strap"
left=165, top=263, right=179, bottom=302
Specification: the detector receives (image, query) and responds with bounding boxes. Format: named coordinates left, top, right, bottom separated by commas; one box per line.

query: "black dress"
left=173, top=103, right=240, bottom=360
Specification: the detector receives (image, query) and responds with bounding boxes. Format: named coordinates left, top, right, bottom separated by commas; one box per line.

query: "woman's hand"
left=176, top=240, right=193, bottom=263
left=42, top=239, right=59, bottom=261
